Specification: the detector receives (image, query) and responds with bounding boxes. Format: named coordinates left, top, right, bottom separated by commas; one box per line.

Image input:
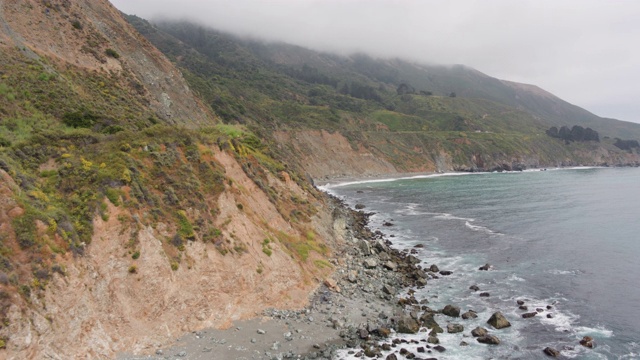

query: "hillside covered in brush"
left=125, top=18, right=640, bottom=177
left=0, top=1, right=344, bottom=357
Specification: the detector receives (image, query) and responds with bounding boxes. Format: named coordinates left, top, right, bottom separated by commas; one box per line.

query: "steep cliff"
left=0, top=1, right=341, bottom=358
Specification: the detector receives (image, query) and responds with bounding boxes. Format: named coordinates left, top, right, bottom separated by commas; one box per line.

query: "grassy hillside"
left=124, top=19, right=639, bottom=173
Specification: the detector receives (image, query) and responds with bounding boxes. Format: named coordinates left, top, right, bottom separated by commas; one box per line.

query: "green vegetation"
left=261, top=238, right=272, bottom=256
left=119, top=17, right=640, bottom=178
left=105, top=48, right=120, bottom=59
left=176, top=210, right=195, bottom=240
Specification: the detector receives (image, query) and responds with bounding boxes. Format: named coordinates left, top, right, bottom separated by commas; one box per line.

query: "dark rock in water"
left=356, top=190, right=364, bottom=193
left=487, top=312, right=511, bottom=329
left=364, top=346, right=380, bottom=358
left=414, top=244, right=425, bottom=248
left=469, top=285, right=480, bottom=291
left=385, top=354, right=398, bottom=360
left=420, top=312, right=440, bottom=329
left=381, top=343, right=392, bottom=351
left=383, top=221, right=394, bottom=227
left=442, top=304, right=461, bottom=317
left=429, top=264, right=440, bottom=273
left=543, top=347, right=560, bottom=357
left=397, top=316, right=420, bottom=334
left=460, top=341, right=469, bottom=346
left=355, top=204, right=366, bottom=209
left=447, top=323, right=464, bottom=333
left=439, top=270, right=453, bottom=276
left=358, top=328, right=370, bottom=339
left=479, top=292, right=490, bottom=297
left=461, top=310, right=478, bottom=320
left=517, top=300, right=525, bottom=306
left=429, top=325, right=444, bottom=335
left=477, top=335, right=501, bottom=345
left=478, top=263, right=491, bottom=271
left=417, top=346, right=426, bottom=353
left=536, top=308, right=544, bottom=313
left=471, top=326, right=488, bottom=337
left=427, top=335, right=440, bottom=344
left=580, top=336, right=595, bottom=348
left=377, top=327, right=391, bottom=338
left=546, top=314, right=554, bottom=319
left=519, top=305, right=528, bottom=310
left=547, top=305, right=553, bottom=310
left=433, top=345, right=446, bottom=352
left=522, top=312, right=537, bottom=319
left=410, top=249, right=418, bottom=254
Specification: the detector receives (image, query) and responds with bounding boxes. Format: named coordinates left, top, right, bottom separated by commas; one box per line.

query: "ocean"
left=324, top=167, right=640, bottom=359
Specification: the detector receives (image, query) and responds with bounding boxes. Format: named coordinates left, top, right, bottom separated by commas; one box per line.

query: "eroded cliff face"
left=275, top=129, right=640, bottom=179
left=274, top=130, right=398, bottom=180
left=0, top=0, right=211, bottom=125
left=0, top=147, right=341, bottom=359
left=0, top=1, right=344, bottom=357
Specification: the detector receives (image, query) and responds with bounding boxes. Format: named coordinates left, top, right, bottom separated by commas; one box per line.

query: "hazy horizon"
left=110, top=0, right=640, bottom=124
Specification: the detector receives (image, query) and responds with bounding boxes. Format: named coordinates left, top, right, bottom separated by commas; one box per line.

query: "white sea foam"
left=433, top=212, right=475, bottom=221
left=540, top=307, right=579, bottom=332
left=464, top=220, right=502, bottom=235
left=318, top=166, right=607, bottom=192
left=575, top=325, right=614, bottom=338
left=394, top=203, right=430, bottom=216
left=320, top=171, right=484, bottom=189
left=507, top=274, right=526, bottom=282
left=546, top=269, right=585, bottom=276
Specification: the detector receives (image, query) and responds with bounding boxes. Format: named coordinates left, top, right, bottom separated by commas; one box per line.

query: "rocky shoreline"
left=119, top=194, right=573, bottom=360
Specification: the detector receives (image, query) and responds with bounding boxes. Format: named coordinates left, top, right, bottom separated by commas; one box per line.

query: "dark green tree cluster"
left=546, top=125, right=599, bottom=142
left=613, top=138, right=640, bottom=150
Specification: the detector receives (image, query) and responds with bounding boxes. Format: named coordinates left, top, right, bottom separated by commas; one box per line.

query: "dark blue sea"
left=325, top=167, right=640, bottom=359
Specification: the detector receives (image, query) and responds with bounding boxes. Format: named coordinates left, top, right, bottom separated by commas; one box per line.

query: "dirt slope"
left=0, top=146, right=339, bottom=359
left=0, top=0, right=212, bottom=125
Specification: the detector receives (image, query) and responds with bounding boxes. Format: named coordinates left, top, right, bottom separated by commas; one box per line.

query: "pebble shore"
left=118, top=195, right=570, bottom=360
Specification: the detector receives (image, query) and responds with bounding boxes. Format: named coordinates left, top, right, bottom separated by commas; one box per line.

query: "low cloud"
left=111, top=0, right=640, bottom=123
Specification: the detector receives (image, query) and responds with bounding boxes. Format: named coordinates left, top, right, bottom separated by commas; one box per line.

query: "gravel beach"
left=117, top=194, right=564, bottom=360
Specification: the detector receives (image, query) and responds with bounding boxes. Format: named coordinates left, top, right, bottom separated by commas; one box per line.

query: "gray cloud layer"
left=110, top=0, right=640, bottom=123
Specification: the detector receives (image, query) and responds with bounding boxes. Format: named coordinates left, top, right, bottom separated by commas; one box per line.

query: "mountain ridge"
left=131, top=19, right=640, bottom=176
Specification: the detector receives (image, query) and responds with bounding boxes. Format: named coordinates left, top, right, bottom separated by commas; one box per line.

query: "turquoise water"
left=326, top=167, right=640, bottom=359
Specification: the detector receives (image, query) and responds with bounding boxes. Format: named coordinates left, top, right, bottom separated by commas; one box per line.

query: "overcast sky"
left=110, top=0, right=640, bottom=123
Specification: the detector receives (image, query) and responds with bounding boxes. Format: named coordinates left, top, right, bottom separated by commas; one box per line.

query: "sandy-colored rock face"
left=0, top=0, right=211, bottom=126
left=0, top=148, right=338, bottom=359
left=274, top=130, right=398, bottom=179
